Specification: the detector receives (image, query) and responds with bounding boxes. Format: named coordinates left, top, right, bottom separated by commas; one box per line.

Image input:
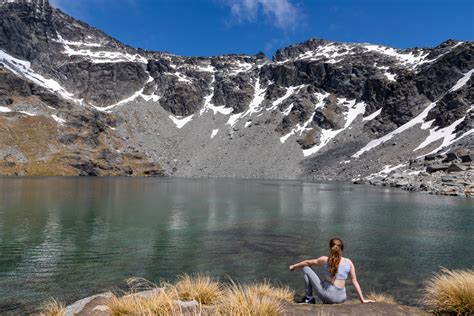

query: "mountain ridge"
left=0, top=0, right=472, bottom=188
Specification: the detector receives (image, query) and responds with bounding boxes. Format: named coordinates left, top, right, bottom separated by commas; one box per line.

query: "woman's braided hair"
left=328, top=238, right=344, bottom=277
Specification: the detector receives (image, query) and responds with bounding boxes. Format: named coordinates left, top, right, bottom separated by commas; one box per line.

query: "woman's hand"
left=361, top=299, right=375, bottom=304
left=289, top=265, right=296, bottom=271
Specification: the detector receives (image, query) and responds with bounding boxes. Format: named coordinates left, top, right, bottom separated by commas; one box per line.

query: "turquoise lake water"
left=0, top=177, right=473, bottom=313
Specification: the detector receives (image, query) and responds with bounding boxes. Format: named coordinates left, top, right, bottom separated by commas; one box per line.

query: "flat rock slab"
left=283, top=302, right=429, bottom=316
left=64, top=292, right=113, bottom=316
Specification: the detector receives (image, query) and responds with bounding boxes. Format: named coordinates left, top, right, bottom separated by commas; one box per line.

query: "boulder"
left=394, top=180, right=410, bottom=187
left=59, top=133, right=79, bottom=145
left=123, top=288, right=160, bottom=299
left=460, top=154, right=474, bottom=163
left=144, top=169, right=164, bottom=176
left=424, top=154, right=437, bottom=161
left=426, top=165, right=449, bottom=173
left=446, top=163, right=469, bottom=173
left=64, top=292, right=113, bottom=316
left=442, top=152, right=459, bottom=163
left=100, top=149, right=122, bottom=164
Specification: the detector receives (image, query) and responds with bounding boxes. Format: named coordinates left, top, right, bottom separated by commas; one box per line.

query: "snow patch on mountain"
left=363, top=45, right=432, bottom=68
left=303, top=99, right=366, bottom=156
left=141, top=93, right=161, bottom=102
left=363, top=108, right=382, bottom=121
left=51, top=114, right=65, bottom=124
left=279, top=43, right=356, bottom=64
left=227, top=113, right=242, bottom=127
left=164, top=72, right=193, bottom=83
left=281, top=103, right=294, bottom=116
left=353, top=69, right=473, bottom=158
left=450, top=69, right=473, bottom=92
left=0, top=49, right=82, bottom=104
left=267, top=85, right=305, bottom=111
left=93, top=76, right=160, bottom=111
left=200, top=75, right=234, bottom=116
left=55, top=33, right=102, bottom=48
left=56, top=32, right=147, bottom=64
left=414, top=116, right=467, bottom=156
left=93, top=88, right=145, bottom=111
left=193, top=64, right=215, bottom=73
left=170, top=114, right=194, bottom=129
left=365, top=163, right=408, bottom=180
left=226, top=76, right=266, bottom=126
left=352, top=101, right=438, bottom=158
left=0, top=106, right=12, bottom=112
left=228, top=61, right=253, bottom=75
left=280, top=92, right=329, bottom=144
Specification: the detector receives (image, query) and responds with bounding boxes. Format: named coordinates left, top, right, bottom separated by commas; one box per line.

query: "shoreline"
left=39, top=267, right=474, bottom=315
left=353, top=150, right=473, bottom=197
left=2, top=173, right=472, bottom=199
left=44, top=284, right=431, bottom=316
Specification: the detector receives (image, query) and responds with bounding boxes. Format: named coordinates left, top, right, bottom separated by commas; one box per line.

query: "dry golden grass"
left=107, top=290, right=180, bottom=316
left=107, top=277, right=182, bottom=315
left=175, top=273, right=223, bottom=305
left=219, top=282, right=284, bottom=316
left=40, top=298, right=65, bottom=316
left=367, top=292, right=396, bottom=304
left=246, top=280, right=295, bottom=303
left=43, top=277, right=295, bottom=316
left=422, top=268, right=474, bottom=315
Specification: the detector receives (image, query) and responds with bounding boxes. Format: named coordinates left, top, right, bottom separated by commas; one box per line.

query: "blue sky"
left=51, top=0, right=473, bottom=57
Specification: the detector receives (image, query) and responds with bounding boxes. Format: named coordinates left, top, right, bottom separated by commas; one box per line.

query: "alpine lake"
left=0, top=177, right=473, bottom=313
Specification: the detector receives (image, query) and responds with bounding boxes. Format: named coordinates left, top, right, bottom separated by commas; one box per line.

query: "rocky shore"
left=39, top=267, right=474, bottom=315
left=355, top=150, right=474, bottom=197
left=55, top=291, right=429, bottom=316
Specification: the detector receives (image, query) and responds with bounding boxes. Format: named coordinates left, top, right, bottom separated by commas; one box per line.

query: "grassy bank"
left=41, top=268, right=474, bottom=315
left=42, top=274, right=294, bottom=316
left=422, top=268, right=474, bottom=315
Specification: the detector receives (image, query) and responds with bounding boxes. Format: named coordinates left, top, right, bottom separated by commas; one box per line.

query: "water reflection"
left=0, top=177, right=472, bottom=313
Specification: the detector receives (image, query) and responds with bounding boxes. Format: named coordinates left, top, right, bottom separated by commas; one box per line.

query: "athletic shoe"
left=297, top=296, right=316, bottom=304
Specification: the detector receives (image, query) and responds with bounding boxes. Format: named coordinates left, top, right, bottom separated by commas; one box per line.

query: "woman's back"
left=323, top=257, right=351, bottom=280
left=320, top=256, right=351, bottom=288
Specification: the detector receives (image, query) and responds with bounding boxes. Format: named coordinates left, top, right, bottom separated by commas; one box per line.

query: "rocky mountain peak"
left=0, top=1, right=472, bottom=182
left=0, top=0, right=50, bottom=10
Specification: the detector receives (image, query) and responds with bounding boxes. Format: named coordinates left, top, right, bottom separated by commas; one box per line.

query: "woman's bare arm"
left=349, top=260, right=374, bottom=303
left=289, top=256, right=327, bottom=271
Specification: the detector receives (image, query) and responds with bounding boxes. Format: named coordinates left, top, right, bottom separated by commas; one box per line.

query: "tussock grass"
left=175, top=273, right=223, bottom=305
left=219, top=282, right=284, bottom=316
left=40, top=298, right=65, bottom=316
left=107, top=277, right=181, bottom=315
left=127, top=277, right=161, bottom=293
left=246, top=280, right=295, bottom=303
left=367, top=292, right=396, bottom=304
left=42, top=275, right=296, bottom=316
left=107, top=289, right=180, bottom=316
left=422, top=268, right=474, bottom=315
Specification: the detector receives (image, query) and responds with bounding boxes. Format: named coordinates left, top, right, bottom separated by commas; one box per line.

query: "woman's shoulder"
left=342, top=257, right=353, bottom=265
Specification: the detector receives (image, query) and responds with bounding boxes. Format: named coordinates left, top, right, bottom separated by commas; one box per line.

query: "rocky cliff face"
left=0, top=0, right=472, bottom=179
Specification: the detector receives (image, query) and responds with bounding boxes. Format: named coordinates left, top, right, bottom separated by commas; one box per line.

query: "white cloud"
left=226, top=0, right=301, bottom=30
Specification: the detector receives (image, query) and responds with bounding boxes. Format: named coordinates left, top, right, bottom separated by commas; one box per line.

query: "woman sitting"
left=289, top=238, right=374, bottom=304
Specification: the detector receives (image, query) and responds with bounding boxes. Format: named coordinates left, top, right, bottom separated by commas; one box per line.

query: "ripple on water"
left=0, top=178, right=472, bottom=313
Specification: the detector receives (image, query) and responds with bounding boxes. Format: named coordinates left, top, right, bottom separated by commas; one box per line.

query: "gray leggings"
left=303, top=266, right=347, bottom=304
